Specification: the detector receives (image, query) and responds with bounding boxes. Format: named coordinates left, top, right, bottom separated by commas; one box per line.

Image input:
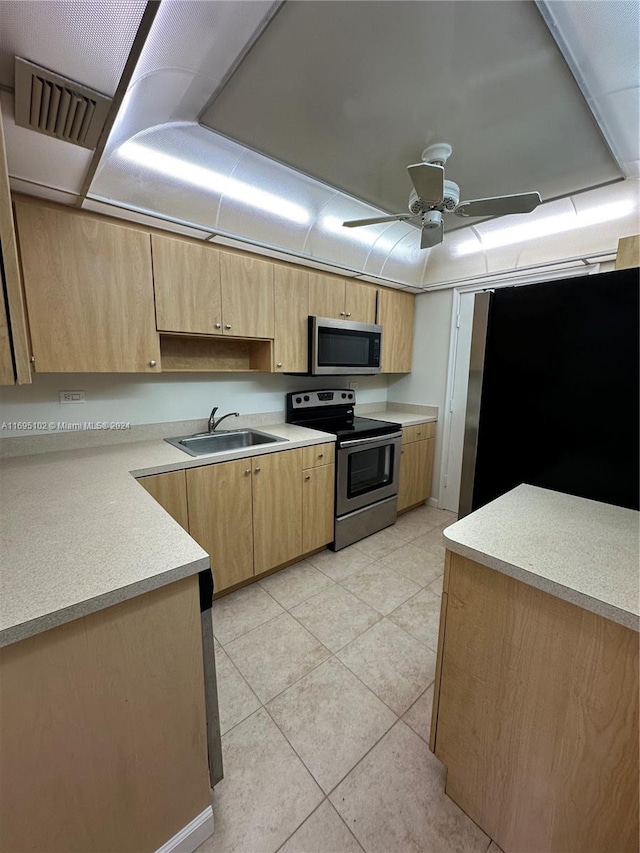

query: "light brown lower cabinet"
left=137, top=469, right=189, bottom=531
left=186, top=458, right=254, bottom=592
left=139, top=446, right=334, bottom=595
left=302, top=463, right=335, bottom=553
left=398, top=424, right=435, bottom=512
left=252, top=448, right=303, bottom=575
left=0, top=575, right=210, bottom=853
left=430, top=551, right=639, bottom=853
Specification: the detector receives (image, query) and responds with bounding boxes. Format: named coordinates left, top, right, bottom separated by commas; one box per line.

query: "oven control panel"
left=287, top=389, right=355, bottom=410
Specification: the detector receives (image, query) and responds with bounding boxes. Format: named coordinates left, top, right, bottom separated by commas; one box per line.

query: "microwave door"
left=310, top=316, right=382, bottom=375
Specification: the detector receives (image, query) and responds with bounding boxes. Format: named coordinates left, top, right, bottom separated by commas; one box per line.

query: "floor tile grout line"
left=272, top=796, right=329, bottom=853
left=285, top=596, right=385, bottom=655
left=262, top=667, right=400, bottom=805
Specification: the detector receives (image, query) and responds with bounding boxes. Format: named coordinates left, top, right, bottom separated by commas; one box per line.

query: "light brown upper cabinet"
left=219, top=251, right=274, bottom=339
left=152, top=235, right=222, bottom=335
left=378, top=288, right=415, bottom=373
left=15, top=200, right=160, bottom=373
left=152, top=236, right=274, bottom=340
left=309, top=273, right=377, bottom=324
left=0, top=296, right=13, bottom=386
left=273, top=266, right=309, bottom=372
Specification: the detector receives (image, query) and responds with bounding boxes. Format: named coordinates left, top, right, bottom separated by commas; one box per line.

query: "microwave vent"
left=13, top=57, right=112, bottom=150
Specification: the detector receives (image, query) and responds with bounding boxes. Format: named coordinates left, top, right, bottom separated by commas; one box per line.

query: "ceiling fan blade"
left=407, top=163, right=445, bottom=205
left=455, top=191, right=542, bottom=218
left=420, top=219, right=443, bottom=249
left=343, top=213, right=418, bottom=227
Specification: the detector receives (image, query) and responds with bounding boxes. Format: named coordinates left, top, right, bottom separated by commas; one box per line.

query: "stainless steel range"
left=286, top=389, right=402, bottom=550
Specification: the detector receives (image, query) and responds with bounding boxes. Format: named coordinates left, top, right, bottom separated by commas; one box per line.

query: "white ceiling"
left=0, top=0, right=638, bottom=288
left=201, top=1, right=621, bottom=217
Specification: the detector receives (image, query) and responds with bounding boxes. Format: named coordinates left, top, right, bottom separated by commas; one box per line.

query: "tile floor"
left=198, top=505, right=496, bottom=853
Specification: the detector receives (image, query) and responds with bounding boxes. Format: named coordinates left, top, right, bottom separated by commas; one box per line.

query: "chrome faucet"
left=208, top=407, right=240, bottom=433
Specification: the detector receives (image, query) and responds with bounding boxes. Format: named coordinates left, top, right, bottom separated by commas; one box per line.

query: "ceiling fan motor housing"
left=408, top=188, right=427, bottom=215
left=443, top=180, right=460, bottom=211
left=423, top=209, right=442, bottom=229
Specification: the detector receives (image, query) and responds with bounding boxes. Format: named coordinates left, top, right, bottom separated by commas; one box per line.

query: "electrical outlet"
left=59, top=390, right=85, bottom=404
left=348, top=381, right=359, bottom=390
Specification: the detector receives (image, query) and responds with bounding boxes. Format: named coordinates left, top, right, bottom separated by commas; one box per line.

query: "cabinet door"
left=252, top=449, right=303, bottom=574
left=137, top=470, right=189, bottom=531
left=15, top=201, right=160, bottom=373
left=187, top=459, right=254, bottom=593
left=378, top=288, right=415, bottom=373
left=302, top=464, right=335, bottom=553
left=398, top=438, right=434, bottom=511
left=345, top=282, right=377, bottom=324
left=308, top=272, right=345, bottom=319
left=220, top=252, right=274, bottom=338
left=0, top=287, right=13, bottom=385
left=273, top=266, right=309, bottom=372
left=152, top=235, right=222, bottom=335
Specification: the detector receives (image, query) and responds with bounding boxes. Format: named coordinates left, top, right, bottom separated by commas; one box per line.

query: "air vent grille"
left=14, top=58, right=112, bottom=150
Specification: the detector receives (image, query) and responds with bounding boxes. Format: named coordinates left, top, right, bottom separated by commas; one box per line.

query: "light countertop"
left=444, top=484, right=639, bottom=631
left=0, top=422, right=333, bottom=647
left=365, top=407, right=437, bottom=427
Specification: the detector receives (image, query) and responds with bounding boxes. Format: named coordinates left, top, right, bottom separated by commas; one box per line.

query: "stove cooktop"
left=285, top=389, right=401, bottom=441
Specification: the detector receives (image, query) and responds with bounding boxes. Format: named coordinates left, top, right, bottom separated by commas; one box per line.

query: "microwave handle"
left=339, top=431, right=402, bottom=448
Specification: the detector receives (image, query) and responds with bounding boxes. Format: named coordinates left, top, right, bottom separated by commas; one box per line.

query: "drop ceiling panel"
left=0, top=0, right=147, bottom=94
left=201, top=0, right=622, bottom=218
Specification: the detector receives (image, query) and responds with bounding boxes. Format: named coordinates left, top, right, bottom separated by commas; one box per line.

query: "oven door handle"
left=339, top=431, right=402, bottom=448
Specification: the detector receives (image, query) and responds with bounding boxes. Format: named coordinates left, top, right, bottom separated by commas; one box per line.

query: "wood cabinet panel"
left=308, top=272, right=345, bottom=319
left=398, top=436, right=433, bottom=511
left=0, top=117, right=30, bottom=383
left=0, top=576, right=210, bottom=853
left=152, top=235, right=222, bottom=335
left=187, top=459, right=254, bottom=593
left=0, top=284, right=13, bottom=385
left=302, top=442, right=335, bottom=469
left=220, top=251, right=274, bottom=338
left=434, top=553, right=639, bottom=853
left=273, top=265, right=309, bottom=372
left=378, top=288, right=415, bottom=373
left=346, top=281, right=377, bottom=324
left=15, top=201, right=160, bottom=373
left=302, top=464, right=335, bottom=553
left=402, top=422, right=435, bottom=444
left=252, top=449, right=303, bottom=575
left=137, top=470, right=189, bottom=531
left=616, top=234, right=640, bottom=270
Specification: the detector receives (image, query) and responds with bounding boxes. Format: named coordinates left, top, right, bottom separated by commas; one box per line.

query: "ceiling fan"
left=343, top=143, right=542, bottom=249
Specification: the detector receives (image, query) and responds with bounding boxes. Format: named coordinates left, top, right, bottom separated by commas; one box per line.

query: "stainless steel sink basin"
left=165, top=429, right=284, bottom=457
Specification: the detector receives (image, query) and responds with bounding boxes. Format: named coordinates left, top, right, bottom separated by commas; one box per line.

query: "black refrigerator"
left=459, top=267, right=639, bottom=517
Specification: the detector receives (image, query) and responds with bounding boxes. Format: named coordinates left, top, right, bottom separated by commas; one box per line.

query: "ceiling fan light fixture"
left=453, top=199, right=636, bottom=256
left=118, top=140, right=311, bottom=225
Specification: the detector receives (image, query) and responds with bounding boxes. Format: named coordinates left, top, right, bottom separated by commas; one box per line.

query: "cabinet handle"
left=215, top=322, right=222, bottom=329
left=149, top=360, right=157, bottom=367
left=245, top=468, right=251, bottom=475
left=276, top=362, right=282, bottom=368
left=225, top=324, right=232, bottom=330
left=401, top=449, right=404, bottom=454
left=346, top=312, right=351, bottom=317
left=255, top=467, right=261, bottom=473
left=318, top=452, right=324, bottom=458
left=340, top=311, right=346, bottom=317
left=304, top=475, right=311, bottom=480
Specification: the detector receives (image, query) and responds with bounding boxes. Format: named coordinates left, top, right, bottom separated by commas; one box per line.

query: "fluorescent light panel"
left=118, top=140, right=310, bottom=224
left=454, top=200, right=636, bottom=256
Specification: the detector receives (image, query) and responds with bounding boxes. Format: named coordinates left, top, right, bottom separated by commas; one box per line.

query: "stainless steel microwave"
left=309, top=316, right=383, bottom=375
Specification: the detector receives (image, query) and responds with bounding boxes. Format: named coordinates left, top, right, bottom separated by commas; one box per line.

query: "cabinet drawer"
left=402, top=422, right=435, bottom=444
left=302, top=442, right=335, bottom=468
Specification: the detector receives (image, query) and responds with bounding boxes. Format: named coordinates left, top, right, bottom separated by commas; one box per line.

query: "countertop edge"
left=0, top=554, right=212, bottom=649
left=443, top=537, right=640, bottom=633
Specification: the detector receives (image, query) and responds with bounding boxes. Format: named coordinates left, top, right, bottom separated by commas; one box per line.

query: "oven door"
left=336, top=432, right=402, bottom=516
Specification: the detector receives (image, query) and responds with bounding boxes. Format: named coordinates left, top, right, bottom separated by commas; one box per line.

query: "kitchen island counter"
left=431, top=484, right=639, bottom=853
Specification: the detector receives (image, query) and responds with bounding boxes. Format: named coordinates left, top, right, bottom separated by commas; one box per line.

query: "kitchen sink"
left=165, top=429, right=284, bottom=457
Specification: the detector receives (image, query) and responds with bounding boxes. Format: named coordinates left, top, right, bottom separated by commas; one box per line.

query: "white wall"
left=387, top=289, right=454, bottom=505
left=0, top=373, right=388, bottom=437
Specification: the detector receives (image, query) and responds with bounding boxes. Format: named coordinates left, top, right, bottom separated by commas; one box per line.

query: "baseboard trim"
left=154, top=805, right=214, bottom=853
left=427, top=497, right=438, bottom=507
